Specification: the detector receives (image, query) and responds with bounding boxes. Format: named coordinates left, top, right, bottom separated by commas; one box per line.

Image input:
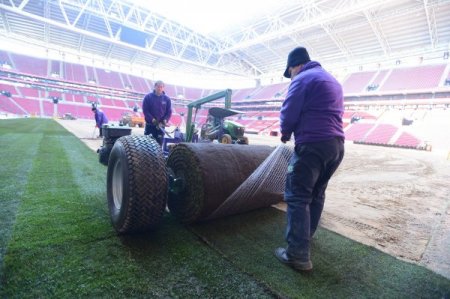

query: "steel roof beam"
left=0, top=1, right=258, bottom=76
left=218, top=0, right=392, bottom=54
left=59, top=0, right=217, bottom=55
left=363, top=10, right=391, bottom=57
left=423, top=0, right=438, bottom=48
left=1, top=8, right=11, bottom=34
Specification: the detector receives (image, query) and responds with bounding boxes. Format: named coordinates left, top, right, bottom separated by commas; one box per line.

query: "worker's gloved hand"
left=280, top=134, right=290, bottom=143
left=152, top=118, right=158, bottom=126
left=160, top=120, right=167, bottom=127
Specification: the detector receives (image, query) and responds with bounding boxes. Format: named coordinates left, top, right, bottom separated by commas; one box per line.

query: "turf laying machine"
left=200, top=107, right=248, bottom=145
left=98, top=89, right=246, bottom=166
left=99, top=90, right=291, bottom=234
left=182, top=89, right=248, bottom=145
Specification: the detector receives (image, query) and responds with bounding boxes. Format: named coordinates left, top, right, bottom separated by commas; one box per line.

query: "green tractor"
left=200, top=107, right=248, bottom=144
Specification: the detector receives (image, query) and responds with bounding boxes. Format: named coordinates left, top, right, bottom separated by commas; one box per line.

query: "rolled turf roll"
left=207, top=144, right=293, bottom=220
left=167, top=143, right=275, bottom=223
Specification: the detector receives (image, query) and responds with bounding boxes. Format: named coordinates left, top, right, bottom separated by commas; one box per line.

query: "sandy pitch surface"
left=57, top=118, right=450, bottom=279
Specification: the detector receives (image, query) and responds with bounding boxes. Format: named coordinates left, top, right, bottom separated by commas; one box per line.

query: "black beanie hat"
left=283, top=47, right=311, bottom=78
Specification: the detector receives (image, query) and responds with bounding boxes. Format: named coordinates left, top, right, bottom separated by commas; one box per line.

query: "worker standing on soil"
left=275, top=47, right=345, bottom=271
left=142, top=80, right=172, bottom=145
left=92, top=106, right=108, bottom=138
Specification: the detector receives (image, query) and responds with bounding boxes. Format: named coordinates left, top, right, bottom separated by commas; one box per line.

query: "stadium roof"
left=0, top=0, right=449, bottom=85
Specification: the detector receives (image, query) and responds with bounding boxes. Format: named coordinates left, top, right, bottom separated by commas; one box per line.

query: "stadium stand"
left=169, top=114, right=183, bottom=127
left=231, top=87, right=260, bottom=101
left=96, top=68, right=124, bottom=89
left=380, top=64, right=446, bottom=91
left=73, top=94, right=86, bottom=103
left=9, top=52, right=47, bottom=77
left=164, top=83, right=177, bottom=98
left=85, top=66, right=97, bottom=84
left=369, top=70, right=389, bottom=90
left=50, top=60, right=61, bottom=77
left=363, top=124, right=398, bottom=144
left=0, top=96, right=26, bottom=115
left=64, top=62, right=87, bottom=83
left=344, top=123, right=376, bottom=141
left=251, top=83, right=289, bottom=100
left=120, top=73, right=134, bottom=90
left=0, top=51, right=12, bottom=67
left=101, top=107, right=129, bottom=120
left=395, top=131, right=422, bottom=148
left=13, top=97, right=41, bottom=116
left=180, top=86, right=203, bottom=100
left=127, top=74, right=151, bottom=93
left=114, top=98, right=127, bottom=108
left=352, top=110, right=381, bottom=120
left=1, top=48, right=449, bottom=152
left=342, top=71, right=377, bottom=94
left=99, top=98, right=115, bottom=106
left=42, top=100, right=54, bottom=117
left=47, top=90, right=63, bottom=100
left=56, top=103, right=93, bottom=119
left=0, top=83, right=18, bottom=96
left=18, top=87, right=39, bottom=98
left=85, top=95, right=98, bottom=104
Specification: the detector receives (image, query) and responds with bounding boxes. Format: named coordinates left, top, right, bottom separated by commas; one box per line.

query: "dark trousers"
left=284, top=137, right=344, bottom=260
left=144, top=123, right=164, bottom=145
left=99, top=127, right=103, bottom=137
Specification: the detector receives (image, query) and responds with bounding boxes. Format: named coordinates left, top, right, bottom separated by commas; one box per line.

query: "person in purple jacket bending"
left=92, top=106, right=108, bottom=138
left=142, top=80, right=172, bottom=145
left=275, top=47, right=345, bottom=272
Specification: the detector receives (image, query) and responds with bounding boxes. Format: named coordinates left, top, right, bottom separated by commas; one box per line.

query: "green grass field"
left=1, top=118, right=449, bottom=298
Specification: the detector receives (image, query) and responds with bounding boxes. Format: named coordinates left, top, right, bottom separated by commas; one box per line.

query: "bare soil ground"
left=57, top=119, right=450, bottom=279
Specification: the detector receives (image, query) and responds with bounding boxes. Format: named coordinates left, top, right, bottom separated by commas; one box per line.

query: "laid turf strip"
left=190, top=208, right=450, bottom=298
left=0, top=128, right=41, bottom=281
left=0, top=119, right=273, bottom=298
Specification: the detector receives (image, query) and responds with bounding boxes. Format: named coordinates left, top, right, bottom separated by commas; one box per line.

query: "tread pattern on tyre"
left=108, top=135, right=167, bottom=234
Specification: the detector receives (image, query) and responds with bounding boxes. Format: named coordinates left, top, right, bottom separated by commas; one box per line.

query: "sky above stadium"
left=133, top=0, right=289, bottom=34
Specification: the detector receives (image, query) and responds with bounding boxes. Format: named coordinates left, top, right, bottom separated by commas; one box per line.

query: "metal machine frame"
left=184, top=89, right=232, bottom=142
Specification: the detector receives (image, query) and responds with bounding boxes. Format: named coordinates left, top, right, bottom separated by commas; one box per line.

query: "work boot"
left=274, top=247, right=312, bottom=272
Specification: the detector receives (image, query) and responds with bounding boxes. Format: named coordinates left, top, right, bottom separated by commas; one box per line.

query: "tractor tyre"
left=98, top=146, right=111, bottom=166
left=221, top=134, right=232, bottom=144
left=241, top=136, right=249, bottom=145
left=107, top=135, right=167, bottom=234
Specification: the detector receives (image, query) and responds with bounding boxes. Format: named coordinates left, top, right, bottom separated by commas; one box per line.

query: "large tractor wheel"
left=221, top=134, right=232, bottom=144
left=107, top=135, right=167, bottom=234
left=98, top=146, right=111, bottom=166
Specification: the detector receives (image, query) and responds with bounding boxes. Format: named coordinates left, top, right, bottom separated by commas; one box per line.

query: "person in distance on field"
left=92, top=106, right=108, bottom=138
left=142, top=80, right=172, bottom=145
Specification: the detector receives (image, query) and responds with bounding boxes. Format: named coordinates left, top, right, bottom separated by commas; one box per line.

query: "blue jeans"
left=284, top=137, right=344, bottom=261
left=144, top=123, right=164, bottom=145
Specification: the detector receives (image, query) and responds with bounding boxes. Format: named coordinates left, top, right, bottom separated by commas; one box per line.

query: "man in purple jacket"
left=142, top=80, right=172, bottom=145
left=275, top=47, right=345, bottom=272
left=92, top=107, right=108, bottom=138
